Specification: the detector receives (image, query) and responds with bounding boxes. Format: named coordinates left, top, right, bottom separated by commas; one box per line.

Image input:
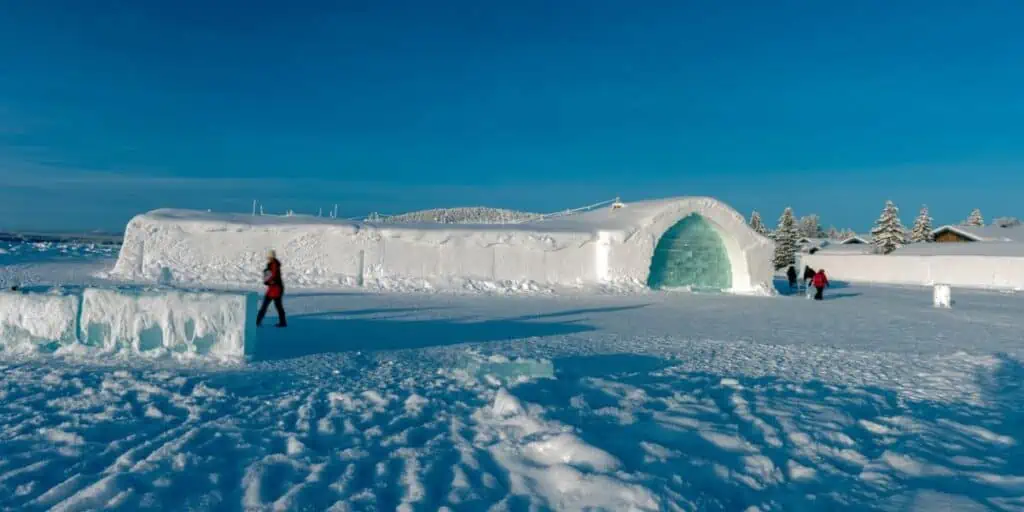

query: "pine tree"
left=773, top=207, right=798, bottom=269
left=910, top=205, right=933, bottom=243
left=827, top=226, right=839, bottom=240
left=871, top=200, right=905, bottom=254
left=965, top=208, right=984, bottom=227
left=993, top=216, right=1022, bottom=228
left=798, top=214, right=824, bottom=239
left=748, top=210, right=768, bottom=236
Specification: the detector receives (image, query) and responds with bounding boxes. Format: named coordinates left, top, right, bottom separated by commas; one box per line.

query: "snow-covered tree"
left=773, top=207, right=798, bottom=269
left=910, top=205, right=933, bottom=243
left=826, top=226, right=840, bottom=240
left=798, top=214, right=824, bottom=239
left=993, top=216, right=1021, bottom=228
left=748, top=210, right=768, bottom=236
left=964, top=208, right=984, bottom=227
left=871, top=200, right=906, bottom=254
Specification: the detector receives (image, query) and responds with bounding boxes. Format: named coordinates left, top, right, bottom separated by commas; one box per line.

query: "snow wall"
left=0, top=288, right=256, bottom=360
left=802, top=253, right=1024, bottom=290
left=110, top=197, right=776, bottom=294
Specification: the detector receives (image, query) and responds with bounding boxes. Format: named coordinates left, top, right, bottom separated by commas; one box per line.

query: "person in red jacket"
left=811, top=268, right=829, bottom=301
left=256, top=250, right=287, bottom=327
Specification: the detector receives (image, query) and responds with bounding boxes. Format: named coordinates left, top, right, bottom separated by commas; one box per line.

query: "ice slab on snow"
left=78, top=288, right=256, bottom=360
left=0, top=291, right=78, bottom=354
left=460, top=354, right=555, bottom=386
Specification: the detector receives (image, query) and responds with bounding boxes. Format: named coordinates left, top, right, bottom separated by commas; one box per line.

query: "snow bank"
left=78, top=289, right=256, bottom=360
left=802, top=253, right=1024, bottom=290
left=111, top=197, right=775, bottom=294
left=0, top=291, right=78, bottom=354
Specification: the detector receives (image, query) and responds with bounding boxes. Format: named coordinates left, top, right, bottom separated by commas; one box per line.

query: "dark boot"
left=274, top=297, right=287, bottom=327
left=256, top=296, right=272, bottom=326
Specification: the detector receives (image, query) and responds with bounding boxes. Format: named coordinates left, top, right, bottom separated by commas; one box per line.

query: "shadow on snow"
left=247, top=304, right=650, bottom=362
left=502, top=352, right=1024, bottom=511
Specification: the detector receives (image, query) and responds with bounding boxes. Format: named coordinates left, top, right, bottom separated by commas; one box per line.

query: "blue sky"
left=2, top=0, right=1023, bottom=232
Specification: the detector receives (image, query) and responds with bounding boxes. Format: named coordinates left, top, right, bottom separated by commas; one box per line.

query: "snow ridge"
left=368, top=207, right=541, bottom=225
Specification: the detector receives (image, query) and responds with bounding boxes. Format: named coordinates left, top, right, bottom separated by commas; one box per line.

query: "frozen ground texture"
left=2, top=254, right=1024, bottom=510
left=0, top=240, right=118, bottom=267
left=110, top=196, right=775, bottom=294
left=0, top=241, right=119, bottom=292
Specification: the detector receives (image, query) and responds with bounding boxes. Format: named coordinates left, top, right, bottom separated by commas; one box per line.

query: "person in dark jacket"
left=803, top=265, right=816, bottom=288
left=811, top=269, right=829, bottom=300
left=786, top=266, right=798, bottom=289
left=256, top=250, right=287, bottom=327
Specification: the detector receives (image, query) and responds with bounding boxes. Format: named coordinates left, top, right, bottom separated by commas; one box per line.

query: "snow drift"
left=111, top=197, right=775, bottom=294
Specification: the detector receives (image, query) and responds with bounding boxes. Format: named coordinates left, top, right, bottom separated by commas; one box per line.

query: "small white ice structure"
left=933, top=284, right=952, bottom=308
left=111, top=196, right=776, bottom=294
left=0, top=291, right=78, bottom=353
left=79, top=289, right=256, bottom=359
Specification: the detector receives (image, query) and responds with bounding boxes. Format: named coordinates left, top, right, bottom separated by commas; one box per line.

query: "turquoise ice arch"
left=647, top=214, right=733, bottom=290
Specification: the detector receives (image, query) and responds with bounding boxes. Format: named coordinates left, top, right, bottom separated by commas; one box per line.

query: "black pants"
left=814, top=286, right=824, bottom=300
left=256, top=295, right=287, bottom=326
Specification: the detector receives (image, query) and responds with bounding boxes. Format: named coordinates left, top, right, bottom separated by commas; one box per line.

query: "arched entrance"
left=647, top=214, right=733, bottom=290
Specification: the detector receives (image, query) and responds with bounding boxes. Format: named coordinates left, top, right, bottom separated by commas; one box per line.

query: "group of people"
left=786, top=265, right=829, bottom=300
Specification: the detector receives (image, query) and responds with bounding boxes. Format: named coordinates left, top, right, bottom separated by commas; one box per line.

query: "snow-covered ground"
left=2, top=251, right=1024, bottom=510
left=0, top=241, right=119, bottom=289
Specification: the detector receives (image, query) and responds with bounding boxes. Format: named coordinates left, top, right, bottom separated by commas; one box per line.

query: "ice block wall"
left=0, top=291, right=79, bottom=354
left=0, top=288, right=258, bottom=360
left=79, top=288, right=257, bottom=360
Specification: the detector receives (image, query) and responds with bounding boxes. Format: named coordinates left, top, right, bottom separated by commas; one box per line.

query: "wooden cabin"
left=933, top=228, right=977, bottom=243
left=929, top=224, right=1023, bottom=243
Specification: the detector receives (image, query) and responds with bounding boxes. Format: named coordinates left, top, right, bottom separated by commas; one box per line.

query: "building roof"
left=798, top=237, right=830, bottom=247
left=896, top=241, right=1024, bottom=257
left=816, top=242, right=876, bottom=255
left=838, top=234, right=872, bottom=244
left=930, top=224, right=1024, bottom=242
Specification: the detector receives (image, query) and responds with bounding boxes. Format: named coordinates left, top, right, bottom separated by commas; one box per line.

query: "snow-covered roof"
left=930, top=224, right=1024, bottom=242
left=372, top=207, right=541, bottom=224
left=139, top=197, right=760, bottom=239
left=838, top=234, right=872, bottom=244
left=136, top=208, right=587, bottom=235
left=816, top=243, right=876, bottom=255
left=895, top=241, right=1024, bottom=257
left=798, top=237, right=830, bottom=246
